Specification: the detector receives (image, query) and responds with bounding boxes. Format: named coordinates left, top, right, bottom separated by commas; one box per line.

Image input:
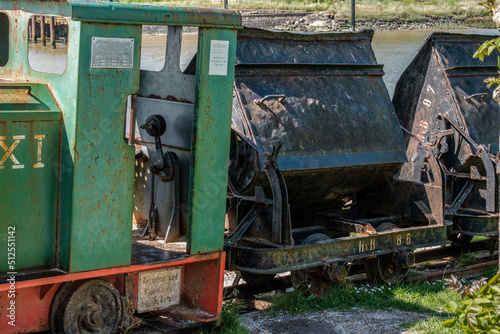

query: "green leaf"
left=488, top=45, right=497, bottom=55
left=488, top=273, right=500, bottom=285
left=442, top=318, right=457, bottom=328
left=473, top=298, right=491, bottom=304
left=448, top=300, right=458, bottom=311
left=489, top=285, right=500, bottom=294
left=468, top=305, right=482, bottom=314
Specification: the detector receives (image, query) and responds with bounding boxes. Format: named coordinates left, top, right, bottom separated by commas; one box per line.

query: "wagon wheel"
left=448, top=233, right=473, bottom=248
left=364, top=253, right=408, bottom=284
left=240, top=271, right=275, bottom=287
left=364, top=223, right=408, bottom=284
left=291, top=233, right=346, bottom=297
left=51, top=279, right=123, bottom=334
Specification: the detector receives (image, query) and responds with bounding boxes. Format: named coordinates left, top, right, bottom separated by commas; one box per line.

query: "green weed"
left=484, top=265, right=499, bottom=279
left=271, top=280, right=461, bottom=315
left=400, top=316, right=462, bottom=334
left=455, top=253, right=479, bottom=268
left=198, top=294, right=249, bottom=334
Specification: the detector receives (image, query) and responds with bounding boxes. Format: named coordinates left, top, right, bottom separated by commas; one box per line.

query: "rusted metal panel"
left=69, top=1, right=241, bottom=28
left=235, top=28, right=377, bottom=65
left=229, top=28, right=406, bottom=211
left=393, top=32, right=500, bottom=236
left=0, top=83, right=61, bottom=273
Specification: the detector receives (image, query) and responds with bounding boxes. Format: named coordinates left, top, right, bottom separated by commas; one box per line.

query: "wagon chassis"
left=225, top=139, right=451, bottom=285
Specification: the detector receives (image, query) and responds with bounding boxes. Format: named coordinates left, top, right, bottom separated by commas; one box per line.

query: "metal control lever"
left=140, top=115, right=177, bottom=240
left=140, top=115, right=174, bottom=181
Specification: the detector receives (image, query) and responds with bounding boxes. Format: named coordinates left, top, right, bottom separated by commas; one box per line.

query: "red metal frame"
left=0, top=252, right=225, bottom=333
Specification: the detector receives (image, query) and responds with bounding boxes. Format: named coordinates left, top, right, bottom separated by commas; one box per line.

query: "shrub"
left=442, top=273, right=500, bottom=333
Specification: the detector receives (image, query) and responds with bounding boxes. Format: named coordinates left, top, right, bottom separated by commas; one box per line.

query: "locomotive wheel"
left=364, top=223, right=407, bottom=284
left=50, top=279, right=123, bottom=334
left=448, top=233, right=473, bottom=248
left=291, top=233, right=343, bottom=296
left=240, top=271, right=275, bottom=287
left=364, top=253, right=408, bottom=284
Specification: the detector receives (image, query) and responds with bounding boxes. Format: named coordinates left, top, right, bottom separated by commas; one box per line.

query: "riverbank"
left=240, top=10, right=496, bottom=32
left=119, top=0, right=495, bottom=31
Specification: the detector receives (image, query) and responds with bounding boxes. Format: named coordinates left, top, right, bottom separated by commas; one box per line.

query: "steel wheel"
left=291, top=234, right=346, bottom=296
left=364, top=223, right=408, bottom=284
left=50, top=279, right=123, bottom=334
left=365, top=253, right=408, bottom=284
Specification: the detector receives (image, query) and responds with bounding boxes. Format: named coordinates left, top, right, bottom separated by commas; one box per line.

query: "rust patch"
left=140, top=93, right=192, bottom=104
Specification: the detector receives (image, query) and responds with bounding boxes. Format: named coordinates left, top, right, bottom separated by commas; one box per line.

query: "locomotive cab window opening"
left=0, top=12, right=8, bottom=67
left=180, top=26, right=198, bottom=73
left=27, top=15, right=68, bottom=75
left=140, top=25, right=167, bottom=71
left=139, top=25, right=198, bottom=72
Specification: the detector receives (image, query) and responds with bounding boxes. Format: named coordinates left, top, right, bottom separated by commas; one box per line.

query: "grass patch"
left=484, top=265, right=499, bottom=279
left=454, top=253, right=479, bottom=268
left=112, top=0, right=488, bottom=22
left=199, top=295, right=249, bottom=334
left=400, top=316, right=462, bottom=334
left=471, top=235, right=490, bottom=242
left=270, top=280, right=461, bottom=315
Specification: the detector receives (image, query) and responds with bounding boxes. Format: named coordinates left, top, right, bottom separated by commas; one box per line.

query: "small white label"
left=209, top=40, right=229, bottom=76
left=137, top=268, right=181, bottom=312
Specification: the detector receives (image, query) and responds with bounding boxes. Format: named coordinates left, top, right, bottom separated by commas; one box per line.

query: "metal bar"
left=254, top=95, right=286, bottom=106
left=235, top=63, right=385, bottom=77
left=228, top=224, right=450, bottom=274
left=479, top=148, right=496, bottom=212
left=69, top=1, right=241, bottom=28
left=438, top=113, right=479, bottom=150
left=448, top=181, right=474, bottom=214
left=0, top=252, right=223, bottom=290
left=264, top=163, right=283, bottom=244
left=351, top=0, right=356, bottom=31
left=226, top=205, right=263, bottom=243
left=464, top=92, right=488, bottom=103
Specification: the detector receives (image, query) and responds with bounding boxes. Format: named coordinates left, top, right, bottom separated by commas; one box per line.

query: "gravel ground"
left=240, top=309, right=429, bottom=334
left=132, top=271, right=435, bottom=334
left=132, top=308, right=432, bottom=333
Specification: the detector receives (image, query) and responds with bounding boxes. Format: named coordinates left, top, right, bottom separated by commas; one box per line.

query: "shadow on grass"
left=269, top=280, right=460, bottom=316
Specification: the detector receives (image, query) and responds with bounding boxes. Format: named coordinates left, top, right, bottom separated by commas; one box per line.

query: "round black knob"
left=140, top=115, right=166, bottom=137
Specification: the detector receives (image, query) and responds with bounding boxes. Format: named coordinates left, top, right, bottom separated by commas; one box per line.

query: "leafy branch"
left=442, top=273, right=500, bottom=333
left=473, top=36, right=500, bottom=87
